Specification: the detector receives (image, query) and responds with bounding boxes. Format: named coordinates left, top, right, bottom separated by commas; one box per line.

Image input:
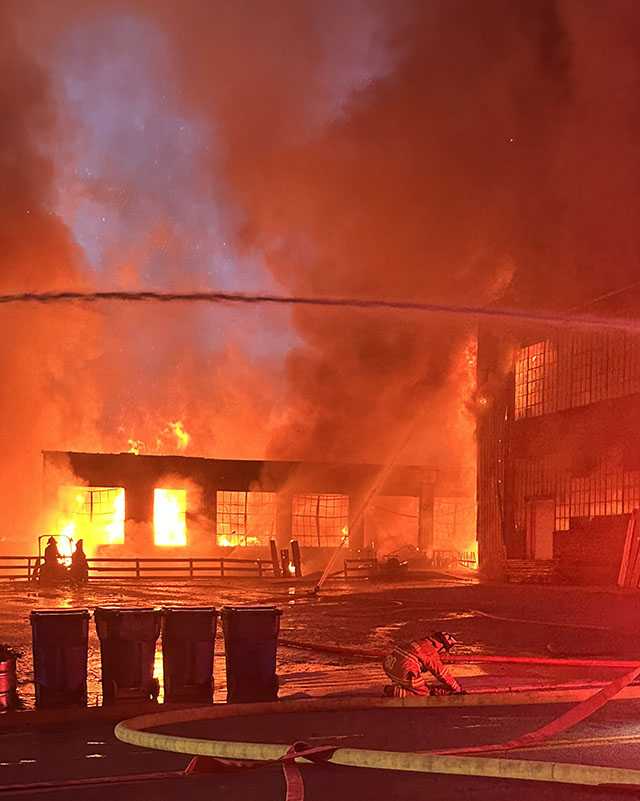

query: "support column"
left=276, top=492, right=293, bottom=549
left=189, top=482, right=216, bottom=554
left=124, top=481, right=155, bottom=552
left=418, top=482, right=435, bottom=554
left=348, top=495, right=365, bottom=552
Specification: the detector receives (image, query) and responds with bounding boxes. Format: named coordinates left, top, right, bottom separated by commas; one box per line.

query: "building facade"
left=42, top=451, right=453, bottom=561
left=477, top=319, right=640, bottom=584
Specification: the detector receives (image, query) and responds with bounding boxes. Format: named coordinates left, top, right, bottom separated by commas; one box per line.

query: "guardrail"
left=0, top=555, right=276, bottom=581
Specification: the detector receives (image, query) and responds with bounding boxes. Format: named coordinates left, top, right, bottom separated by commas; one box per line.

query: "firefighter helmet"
left=431, top=631, right=459, bottom=651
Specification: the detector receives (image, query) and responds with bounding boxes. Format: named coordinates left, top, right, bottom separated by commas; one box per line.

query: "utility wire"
left=0, top=290, right=639, bottom=333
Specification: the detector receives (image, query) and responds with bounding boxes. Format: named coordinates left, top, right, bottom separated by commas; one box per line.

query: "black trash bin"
left=221, top=606, right=281, bottom=703
left=162, top=607, right=217, bottom=703
left=30, top=609, right=89, bottom=709
left=94, top=607, right=161, bottom=705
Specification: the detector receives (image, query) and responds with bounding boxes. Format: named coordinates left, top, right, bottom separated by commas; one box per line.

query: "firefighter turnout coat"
left=383, top=637, right=462, bottom=695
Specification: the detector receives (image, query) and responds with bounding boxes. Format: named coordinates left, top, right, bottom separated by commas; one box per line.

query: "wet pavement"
left=3, top=574, right=640, bottom=706
left=2, top=575, right=640, bottom=799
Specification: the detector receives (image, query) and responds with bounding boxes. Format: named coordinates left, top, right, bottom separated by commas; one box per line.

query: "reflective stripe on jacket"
left=385, top=637, right=461, bottom=693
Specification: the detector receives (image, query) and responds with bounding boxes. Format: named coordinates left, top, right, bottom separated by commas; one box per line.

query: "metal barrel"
left=94, top=607, right=161, bottom=705
left=30, top=609, right=90, bottom=709
left=161, top=607, right=217, bottom=703
left=0, top=655, right=17, bottom=712
left=221, top=606, right=282, bottom=703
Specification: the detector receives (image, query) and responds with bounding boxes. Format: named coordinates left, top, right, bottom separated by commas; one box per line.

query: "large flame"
left=153, top=488, right=187, bottom=546
left=168, top=420, right=190, bottom=450
left=126, top=421, right=190, bottom=455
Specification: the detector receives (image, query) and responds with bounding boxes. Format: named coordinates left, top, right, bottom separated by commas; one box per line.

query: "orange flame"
left=128, top=439, right=144, bottom=455
left=52, top=487, right=125, bottom=557
left=168, top=420, right=190, bottom=450
left=153, top=488, right=187, bottom=546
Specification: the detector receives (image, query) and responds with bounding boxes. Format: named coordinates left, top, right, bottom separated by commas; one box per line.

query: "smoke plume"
left=1, top=0, right=639, bottom=551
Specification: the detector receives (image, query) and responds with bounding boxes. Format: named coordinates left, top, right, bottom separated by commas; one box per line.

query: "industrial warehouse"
left=477, top=291, right=640, bottom=586
left=41, top=450, right=473, bottom=565
left=3, top=1, right=640, bottom=800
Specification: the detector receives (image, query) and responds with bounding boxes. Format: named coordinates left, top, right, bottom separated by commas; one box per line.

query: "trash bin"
left=221, top=606, right=281, bottom=703
left=162, top=607, right=217, bottom=703
left=0, top=647, right=19, bottom=712
left=94, top=607, right=161, bottom=705
left=30, top=609, right=89, bottom=709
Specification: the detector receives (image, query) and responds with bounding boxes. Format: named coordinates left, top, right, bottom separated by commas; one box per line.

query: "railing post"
left=257, top=560, right=262, bottom=578
left=27, top=557, right=32, bottom=582
left=135, top=559, right=140, bottom=579
left=189, top=559, right=194, bottom=579
left=344, top=560, right=348, bottom=579
left=220, top=558, right=225, bottom=578
left=290, top=539, right=302, bottom=578
left=269, top=538, right=281, bottom=578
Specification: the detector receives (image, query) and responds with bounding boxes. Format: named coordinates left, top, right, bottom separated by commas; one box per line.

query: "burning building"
left=477, top=291, right=640, bottom=585
left=42, top=450, right=473, bottom=564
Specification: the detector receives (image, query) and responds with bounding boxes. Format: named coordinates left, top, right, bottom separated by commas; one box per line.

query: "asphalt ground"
left=3, top=575, right=640, bottom=799
left=3, top=574, right=640, bottom=705
left=3, top=703, right=640, bottom=799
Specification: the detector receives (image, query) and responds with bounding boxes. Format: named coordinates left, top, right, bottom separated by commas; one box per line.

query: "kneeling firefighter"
left=382, top=631, right=465, bottom=698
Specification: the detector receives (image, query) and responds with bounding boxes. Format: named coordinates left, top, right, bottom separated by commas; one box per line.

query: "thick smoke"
left=0, top=6, right=105, bottom=548
left=2, top=0, right=640, bottom=552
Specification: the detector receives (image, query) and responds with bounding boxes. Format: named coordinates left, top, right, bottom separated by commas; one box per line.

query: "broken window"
left=514, top=340, right=557, bottom=419
left=58, top=486, right=125, bottom=546
left=216, top=491, right=276, bottom=546
left=292, top=494, right=349, bottom=547
left=515, top=332, right=640, bottom=419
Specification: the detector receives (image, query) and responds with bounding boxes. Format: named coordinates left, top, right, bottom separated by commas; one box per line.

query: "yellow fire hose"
left=115, top=688, right=640, bottom=790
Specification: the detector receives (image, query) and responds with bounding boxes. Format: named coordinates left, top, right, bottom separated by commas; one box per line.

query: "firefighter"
left=40, top=536, right=65, bottom=583
left=382, top=630, right=465, bottom=698
left=70, top=539, right=89, bottom=584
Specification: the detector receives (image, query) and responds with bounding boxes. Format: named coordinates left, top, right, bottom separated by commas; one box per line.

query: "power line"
left=0, top=289, right=638, bottom=332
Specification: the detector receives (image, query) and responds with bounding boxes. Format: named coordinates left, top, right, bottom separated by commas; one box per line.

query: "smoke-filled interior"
left=1, top=1, right=639, bottom=560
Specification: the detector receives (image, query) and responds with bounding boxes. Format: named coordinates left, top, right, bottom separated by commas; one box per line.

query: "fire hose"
left=278, top=636, right=640, bottom=669
left=7, top=671, right=640, bottom=799
left=113, top=671, right=640, bottom=800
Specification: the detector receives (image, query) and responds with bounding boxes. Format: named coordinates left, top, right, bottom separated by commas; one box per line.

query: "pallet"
left=506, top=559, right=558, bottom=584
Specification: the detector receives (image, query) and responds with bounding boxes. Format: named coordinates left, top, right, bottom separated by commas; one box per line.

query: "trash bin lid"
left=162, top=606, right=217, bottom=614
left=221, top=606, right=282, bottom=615
left=94, top=606, right=160, bottom=615
left=30, top=608, right=90, bottom=619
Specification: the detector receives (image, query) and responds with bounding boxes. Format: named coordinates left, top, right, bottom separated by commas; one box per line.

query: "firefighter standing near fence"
left=382, top=631, right=465, bottom=698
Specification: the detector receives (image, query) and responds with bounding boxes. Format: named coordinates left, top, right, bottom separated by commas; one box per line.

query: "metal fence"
left=0, top=555, right=276, bottom=582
